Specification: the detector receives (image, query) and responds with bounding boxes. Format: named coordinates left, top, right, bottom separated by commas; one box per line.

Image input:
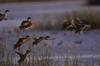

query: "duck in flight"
left=32, top=36, right=55, bottom=46
left=63, top=17, right=91, bottom=34
left=62, top=19, right=70, bottom=30
left=19, top=17, right=34, bottom=30
left=32, top=36, right=44, bottom=45
left=0, top=10, right=9, bottom=21
left=74, top=17, right=91, bottom=34
left=15, top=49, right=31, bottom=64
left=14, top=35, right=30, bottom=50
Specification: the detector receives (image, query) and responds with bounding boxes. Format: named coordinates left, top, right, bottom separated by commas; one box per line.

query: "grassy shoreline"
left=36, top=10, right=100, bottom=31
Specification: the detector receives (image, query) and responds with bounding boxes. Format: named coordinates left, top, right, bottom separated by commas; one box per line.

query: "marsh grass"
left=70, top=10, right=100, bottom=29
left=1, top=23, right=100, bottom=66
left=0, top=41, right=100, bottom=66
left=4, top=9, right=100, bottom=31
left=20, top=10, right=100, bottom=31
left=53, top=10, right=100, bottom=31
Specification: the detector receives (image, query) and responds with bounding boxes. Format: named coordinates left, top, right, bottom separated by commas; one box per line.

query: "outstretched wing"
left=14, top=43, right=21, bottom=49
left=14, top=39, right=23, bottom=49
left=20, top=21, right=27, bottom=26
left=20, top=21, right=32, bottom=28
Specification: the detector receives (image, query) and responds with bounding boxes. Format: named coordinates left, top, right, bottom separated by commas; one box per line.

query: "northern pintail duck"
left=19, top=17, right=33, bottom=30
left=62, top=19, right=70, bottom=30
left=32, top=36, right=44, bottom=45
left=0, top=10, right=9, bottom=21
left=14, top=35, right=29, bottom=49
left=74, top=17, right=91, bottom=34
left=32, top=36, right=54, bottom=46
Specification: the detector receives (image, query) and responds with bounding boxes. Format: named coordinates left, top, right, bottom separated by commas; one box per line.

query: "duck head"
left=4, top=10, right=9, bottom=14
left=25, top=35, right=30, bottom=38
left=45, top=36, right=50, bottom=39
left=27, top=17, right=31, bottom=21
left=3, top=10, right=9, bottom=19
left=5, top=10, right=9, bottom=12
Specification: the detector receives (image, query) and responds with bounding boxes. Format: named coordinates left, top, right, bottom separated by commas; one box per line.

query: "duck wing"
left=14, top=43, right=21, bottom=49
left=14, top=38, right=23, bottom=49
left=20, top=21, right=27, bottom=26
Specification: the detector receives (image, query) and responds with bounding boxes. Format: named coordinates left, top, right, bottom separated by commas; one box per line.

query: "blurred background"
left=0, top=0, right=100, bottom=6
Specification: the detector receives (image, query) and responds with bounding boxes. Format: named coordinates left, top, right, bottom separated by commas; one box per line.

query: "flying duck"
left=14, top=35, right=30, bottom=49
left=74, top=17, right=91, bottom=34
left=77, top=18, right=91, bottom=32
left=62, top=19, right=70, bottom=30
left=19, top=17, right=33, bottom=30
left=32, top=35, right=55, bottom=46
left=32, top=36, right=44, bottom=45
left=0, top=10, right=9, bottom=21
left=63, top=19, right=77, bottom=31
left=15, top=49, right=31, bottom=63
